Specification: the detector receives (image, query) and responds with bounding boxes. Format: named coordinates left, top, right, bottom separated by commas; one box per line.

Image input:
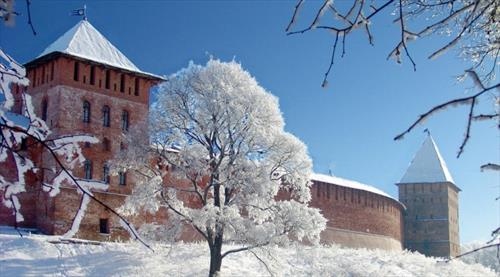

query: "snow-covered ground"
left=0, top=228, right=495, bottom=276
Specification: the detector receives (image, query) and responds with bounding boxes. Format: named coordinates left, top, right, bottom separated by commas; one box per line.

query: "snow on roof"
left=38, top=20, right=162, bottom=79
left=400, top=135, right=454, bottom=184
left=311, top=173, right=398, bottom=201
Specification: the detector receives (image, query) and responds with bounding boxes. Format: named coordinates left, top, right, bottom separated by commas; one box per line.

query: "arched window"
left=84, top=160, right=92, bottom=180
left=90, top=65, right=96, bottom=85
left=102, top=105, right=110, bottom=127
left=105, top=70, right=111, bottom=89
left=119, top=74, right=125, bottom=93
left=50, top=62, right=54, bottom=81
left=33, top=69, right=37, bottom=88
left=134, top=78, right=140, bottom=96
left=20, top=138, right=28, bottom=150
left=99, top=218, right=109, bottom=234
left=121, top=110, right=129, bottom=131
left=42, top=66, right=46, bottom=84
left=102, top=163, right=110, bottom=184
left=73, top=61, right=80, bottom=81
left=119, top=171, right=127, bottom=186
left=103, top=137, right=111, bottom=151
left=41, top=99, right=48, bottom=121
left=83, top=101, right=91, bottom=123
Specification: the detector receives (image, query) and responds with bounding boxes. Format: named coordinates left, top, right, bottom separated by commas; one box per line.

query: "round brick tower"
left=310, top=174, right=405, bottom=251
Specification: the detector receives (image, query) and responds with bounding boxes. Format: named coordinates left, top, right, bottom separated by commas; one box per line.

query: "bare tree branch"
left=249, top=249, right=275, bottom=277
left=446, top=242, right=500, bottom=262
left=322, top=32, right=339, bottom=88
left=25, top=0, right=36, bottom=35
left=394, top=82, right=499, bottom=143
left=285, top=0, right=304, bottom=33
left=480, top=163, right=500, bottom=172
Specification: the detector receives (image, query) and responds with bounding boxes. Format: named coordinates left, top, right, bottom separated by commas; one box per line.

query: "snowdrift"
left=0, top=231, right=495, bottom=276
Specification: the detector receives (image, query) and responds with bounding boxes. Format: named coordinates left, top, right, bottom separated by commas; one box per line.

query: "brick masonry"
left=398, top=182, right=460, bottom=257
left=0, top=53, right=459, bottom=256
left=311, top=180, right=404, bottom=250
left=0, top=54, right=160, bottom=240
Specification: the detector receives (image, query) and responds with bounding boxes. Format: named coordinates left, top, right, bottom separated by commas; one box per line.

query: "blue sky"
left=1, top=1, right=498, bottom=243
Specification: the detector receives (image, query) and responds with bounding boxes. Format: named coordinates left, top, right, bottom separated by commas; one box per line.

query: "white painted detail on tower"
left=400, top=135, right=454, bottom=184
left=38, top=20, right=141, bottom=73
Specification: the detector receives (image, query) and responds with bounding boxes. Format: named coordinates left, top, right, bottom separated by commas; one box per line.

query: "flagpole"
left=70, top=5, right=87, bottom=21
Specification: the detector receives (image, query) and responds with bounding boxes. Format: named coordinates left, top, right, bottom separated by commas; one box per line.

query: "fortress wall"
left=321, top=227, right=402, bottom=251
left=0, top=142, right=43, bottom=229
left=1, top=58, right=406, bottom=249
left=310, top=180, right=404, bottom=249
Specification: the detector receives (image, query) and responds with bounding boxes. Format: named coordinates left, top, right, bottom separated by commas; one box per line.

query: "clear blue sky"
left=1, top=1, right=498, bottom=244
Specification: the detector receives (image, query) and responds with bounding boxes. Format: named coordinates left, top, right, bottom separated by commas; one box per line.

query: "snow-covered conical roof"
left=400, top=135, right=454, bottom=184
left=36, top=20, right=162, bottom=80
left=39, top=20, right=139, bottom=71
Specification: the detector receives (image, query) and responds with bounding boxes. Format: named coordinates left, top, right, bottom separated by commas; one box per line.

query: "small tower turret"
left=397, top=135, right=460, bottom=257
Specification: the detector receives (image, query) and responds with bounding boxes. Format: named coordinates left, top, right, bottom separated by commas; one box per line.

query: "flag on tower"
left=71, top=8, right=85, bottom=16
left=71, top=5, right=87, bottom=20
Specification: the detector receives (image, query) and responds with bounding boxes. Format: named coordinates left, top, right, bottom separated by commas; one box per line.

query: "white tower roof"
left=38, top=20, right=140, bottom=72
left=400, top=135, right=455, bottom=184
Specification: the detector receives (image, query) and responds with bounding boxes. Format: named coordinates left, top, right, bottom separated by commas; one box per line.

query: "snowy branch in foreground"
left=480, top=163, right=500, bottom=172
left=286, top=0, right=499, bottom=86
left=394, top=77, right=499, bottom=158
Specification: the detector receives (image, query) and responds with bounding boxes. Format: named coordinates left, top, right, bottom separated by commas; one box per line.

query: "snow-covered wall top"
left=400, top=135, right=454, bottom=184
left=38, top=20, right=141, bottom=73
left=311, top=173, right=397, bottom=201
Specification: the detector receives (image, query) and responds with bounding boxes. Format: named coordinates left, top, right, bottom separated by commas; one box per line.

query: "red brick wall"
left=0, top=55, right=161, bottom=240
left=0, top=138, right=43, bottom=229
left=26, top=56, right=153, bottom=105
left=310, top=180, right=404, bottom=243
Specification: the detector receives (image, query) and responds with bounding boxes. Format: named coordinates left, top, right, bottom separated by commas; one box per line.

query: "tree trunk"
left=209, top=171, right=223, bottom=276
left=208, top=232, right=223, bottom=277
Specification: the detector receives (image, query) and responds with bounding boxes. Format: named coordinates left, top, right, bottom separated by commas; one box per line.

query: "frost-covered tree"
left=115, top=59, right=326, bottom=276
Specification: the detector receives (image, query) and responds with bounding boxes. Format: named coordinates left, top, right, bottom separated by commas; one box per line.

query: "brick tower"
left=397, top=135, right=460, bottom=257
left=15, top=19, right=163, bottom=239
